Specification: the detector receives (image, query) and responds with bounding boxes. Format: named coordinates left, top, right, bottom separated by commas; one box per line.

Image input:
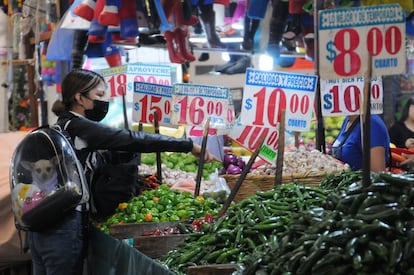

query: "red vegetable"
left=223, top=153, right=238, bottom=168
left=226, top=164, right=242, bottom=174
left=237, top=157, right=246, bottom=170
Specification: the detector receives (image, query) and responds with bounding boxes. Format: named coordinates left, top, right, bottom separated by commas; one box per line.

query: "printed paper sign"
left=228, top=118, right=280, bottom=164
left=102, top=63, right=171, bottom=101
left=321, top=76, right=383, bottom=116
left=241, top=68, right=317, bottom=132
left=171, top=83, right=230, bottom=128
left=318, top=4, right=406, bottom=79
left=132, top=82, right=172, bottom=126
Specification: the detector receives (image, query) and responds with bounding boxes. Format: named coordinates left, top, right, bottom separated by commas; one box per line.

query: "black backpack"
left=88, top=150, right=146, bottom=220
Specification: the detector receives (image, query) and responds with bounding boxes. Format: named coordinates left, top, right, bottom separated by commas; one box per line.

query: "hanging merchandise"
left=74, top=0, right=139, bottom=43
left=46, top=24, right=75, bottom=61
left=194, top=0, right=227, bottom=49
left=162, top=0, right=198, bottom=64
left=40, top=43, right=57, bottom=85
left=86, top=34, right=123, bottom=67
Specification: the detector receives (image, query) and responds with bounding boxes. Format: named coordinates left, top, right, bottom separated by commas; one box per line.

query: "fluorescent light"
left=258, top=54, right=273, bottom=71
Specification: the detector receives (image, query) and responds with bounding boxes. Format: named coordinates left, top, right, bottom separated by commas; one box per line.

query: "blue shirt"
left=332, top=115, right=390, bottom=171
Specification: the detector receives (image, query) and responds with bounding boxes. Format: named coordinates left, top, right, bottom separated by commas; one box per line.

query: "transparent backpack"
left=9, top=126, right=89, bottom=231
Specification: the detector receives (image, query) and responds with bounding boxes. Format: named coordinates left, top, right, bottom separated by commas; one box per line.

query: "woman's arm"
left=370, top=146, right=386, bottom=172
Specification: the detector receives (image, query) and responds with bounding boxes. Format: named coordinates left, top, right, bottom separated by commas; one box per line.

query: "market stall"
left=0, top=131, right=31, bottom=271
left=1, top=0, right=414, bottom=274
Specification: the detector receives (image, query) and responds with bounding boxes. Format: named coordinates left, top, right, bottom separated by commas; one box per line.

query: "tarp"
left=88, top=226, right=174, bottom=275
left=0, top=131, right=31, bottom=268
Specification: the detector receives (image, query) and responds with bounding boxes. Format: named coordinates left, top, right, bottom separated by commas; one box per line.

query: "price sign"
left=132, top=82, right=172, bottom=126
left=171, top=83, right=229, bottom=128
left=321, top=76, right=383, bottom=116
left=228, top=118, right=279, bottom=164
left=101, top=63, right=172, bottom=100
left=319, top=4, right=405, bottom=79
left=241, top=68, right=317, bottom=132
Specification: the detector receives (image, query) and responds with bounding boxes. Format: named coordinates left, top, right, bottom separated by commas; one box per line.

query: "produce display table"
left=109, top=222, right=189, bottom=259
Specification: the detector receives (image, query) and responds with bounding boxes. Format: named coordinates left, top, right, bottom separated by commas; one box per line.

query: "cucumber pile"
left=159, top=171, right=414, bottom=274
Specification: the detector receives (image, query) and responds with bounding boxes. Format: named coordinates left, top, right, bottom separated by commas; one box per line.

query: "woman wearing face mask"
left=27, top=69, right=218, bottom=275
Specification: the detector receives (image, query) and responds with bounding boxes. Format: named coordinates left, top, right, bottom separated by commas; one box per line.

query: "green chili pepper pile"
left=243, top=172, right=414, bottom=274
left=319, top=170, right=363, bottom=191
left=158, top=183, right=328, bottom=274
left=159, top=172, right=414, bottom=274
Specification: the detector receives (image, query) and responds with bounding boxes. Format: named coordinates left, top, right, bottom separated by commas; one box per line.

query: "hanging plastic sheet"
left=87, top=226, right=174, bottom=275
left=46, top=0, right=90, bottom=61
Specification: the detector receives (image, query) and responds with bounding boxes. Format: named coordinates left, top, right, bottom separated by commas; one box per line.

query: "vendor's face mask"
left=84, top=99, right=109, bottom=122
left=81, top=82, right=109, bottom=122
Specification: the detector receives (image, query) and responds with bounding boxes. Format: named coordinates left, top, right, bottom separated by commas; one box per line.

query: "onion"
left=226, top=164, right=242, bottom=174
left=223, top=153, right=238, bottom=168
left=237, top=157, right=246, bottom=170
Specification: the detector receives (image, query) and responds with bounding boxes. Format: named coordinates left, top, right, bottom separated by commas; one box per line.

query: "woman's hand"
left=405, top=138, right=414, bottom=149
left=191, top=143, right=221, bottom=163
left=401, top=153, right=414, bottom=166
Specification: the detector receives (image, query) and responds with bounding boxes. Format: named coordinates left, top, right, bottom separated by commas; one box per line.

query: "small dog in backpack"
left=21, top=156, right=60, bottom=194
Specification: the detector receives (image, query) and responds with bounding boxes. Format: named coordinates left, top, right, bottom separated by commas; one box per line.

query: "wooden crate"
left=133, top=234, right=189, bottom=259
left=109, top=222, right=189, bottom=259
left=109, top=221, right=180, bottom=239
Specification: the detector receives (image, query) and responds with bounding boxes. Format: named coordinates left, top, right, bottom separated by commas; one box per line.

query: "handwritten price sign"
left=241, top=68, right=317, bottom=132
left=132, top=82, right=172, bottom=126
left=101, top=63, right=171, bottom=99
left=319, top=4, right=405, bottom=79
left=171, top=83, right=229, bottom=128
left=229, top=118, right=280, bottom=164
left=321, top=76, right=383, bottom=116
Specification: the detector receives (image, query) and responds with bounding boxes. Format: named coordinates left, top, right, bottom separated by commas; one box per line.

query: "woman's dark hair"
left=52, top=69, right=105, bottom=115
left=399, top=98, right=414, bottom=123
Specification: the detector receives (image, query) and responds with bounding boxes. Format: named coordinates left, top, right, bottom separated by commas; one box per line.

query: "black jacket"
left=56, top=111, right=193, bottom=164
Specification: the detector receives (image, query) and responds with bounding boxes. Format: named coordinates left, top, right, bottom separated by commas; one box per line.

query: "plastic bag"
left=202, top=169, right=230, bottom=203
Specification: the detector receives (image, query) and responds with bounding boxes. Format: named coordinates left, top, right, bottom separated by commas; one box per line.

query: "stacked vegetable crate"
left=109, top=221, right=189, bottom=259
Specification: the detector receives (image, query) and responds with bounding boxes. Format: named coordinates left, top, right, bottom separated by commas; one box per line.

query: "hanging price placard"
left=321, top=76, right=383, bottom=116
left=132, top=82, right=172, bottom=126
left=228, top=118, right=279, bottom=164
left=101, top=63, right=172, bottom=99
left=319, top=4, right=405, bottom=79
left=241, top=68, right=317, bottom=132
left=171, top=83, right=229, bottom=128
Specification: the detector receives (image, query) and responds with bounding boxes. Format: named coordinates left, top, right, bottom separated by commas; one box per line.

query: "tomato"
left=144, top=213, right=153, bottom=222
